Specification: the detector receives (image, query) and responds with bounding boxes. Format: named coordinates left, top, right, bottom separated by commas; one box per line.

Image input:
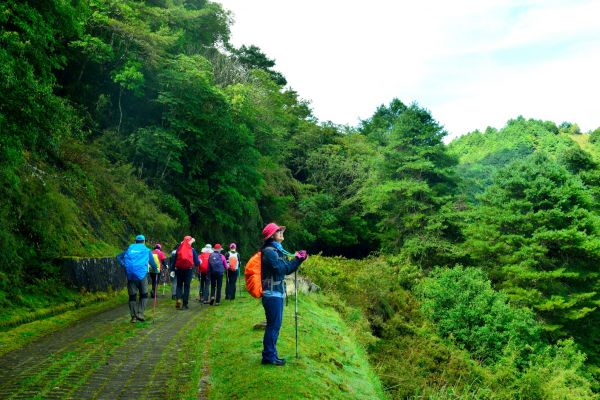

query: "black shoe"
left=261, top=358, right=286, bottom=366
left=130, top=316, right=137, bottom=323
left=183, top=304, right=189, bottom=309
left=209, top=297, right=215, bottom=305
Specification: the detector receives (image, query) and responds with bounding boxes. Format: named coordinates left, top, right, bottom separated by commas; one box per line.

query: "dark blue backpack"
left=209, top=252, right=224, bottom=274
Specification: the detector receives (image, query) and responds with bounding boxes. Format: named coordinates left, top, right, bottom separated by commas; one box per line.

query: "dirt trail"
left=0, top=295, right=210, bottom=399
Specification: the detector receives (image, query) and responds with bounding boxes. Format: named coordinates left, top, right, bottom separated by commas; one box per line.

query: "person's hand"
left=170, top=271, right=175, bottom=278
left=295, top=250, right=308, bottom=261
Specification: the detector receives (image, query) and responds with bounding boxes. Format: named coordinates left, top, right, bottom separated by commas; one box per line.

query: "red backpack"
left=175, top=241, right=194, bottom=269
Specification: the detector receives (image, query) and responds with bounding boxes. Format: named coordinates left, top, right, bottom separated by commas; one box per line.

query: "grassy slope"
left=0, top=289, right=127, bottom=356
left=166, top=292, right=386, bottom=400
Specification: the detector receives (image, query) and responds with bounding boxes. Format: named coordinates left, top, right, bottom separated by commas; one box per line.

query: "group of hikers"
left=117, top=222, right=308, bottom=366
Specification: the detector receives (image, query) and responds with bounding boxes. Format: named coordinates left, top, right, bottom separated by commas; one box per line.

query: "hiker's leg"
left=196, top=272, right=202, bottom=301
left=171, top=273, right=177, bottom=297
left=225, top=271, right=231, bottom=299
left=182, top=269, right=193, bottom=306
left=175, top=269, right=184, bottom=299
left=262, top=296, right=283, bottom=362
left=201, top=273, right=209, bottom=302
left=215, top=274, right=223, bottom=304
left=210, top=275, right=216, bottom=301
left=229, top=271, right=237, bottom=300
left=137, top=278, right=149, bottom=320
left=127, top=280, right=138, bottom=320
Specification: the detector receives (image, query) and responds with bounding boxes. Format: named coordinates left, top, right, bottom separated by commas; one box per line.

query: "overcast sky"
left=217, top=0, right=600, bottom=141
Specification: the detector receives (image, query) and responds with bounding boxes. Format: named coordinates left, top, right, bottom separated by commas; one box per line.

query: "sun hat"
left=214, top=243, right=223, bottom=251
left=262, top=223, right=285, bottom=240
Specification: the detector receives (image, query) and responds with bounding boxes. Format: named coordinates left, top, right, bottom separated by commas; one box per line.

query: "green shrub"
left=415, top=266, right=542, bottom=364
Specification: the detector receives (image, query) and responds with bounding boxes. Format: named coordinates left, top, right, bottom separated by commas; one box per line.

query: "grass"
left=0, top=288, right=127, bottom=357
left=163, top=292, right=386, bottom=400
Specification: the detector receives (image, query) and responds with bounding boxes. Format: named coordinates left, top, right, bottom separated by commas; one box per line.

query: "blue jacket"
left=261, top=241, right=301, bottom=298
left=117, top=243, right=157, bottom=281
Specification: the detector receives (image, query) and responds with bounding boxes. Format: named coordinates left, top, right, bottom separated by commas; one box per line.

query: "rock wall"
left=61, top=257, right=127, bottom=292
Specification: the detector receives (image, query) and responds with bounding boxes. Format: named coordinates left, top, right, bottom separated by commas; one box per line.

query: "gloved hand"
left=295, top=250, right=308, bottom=261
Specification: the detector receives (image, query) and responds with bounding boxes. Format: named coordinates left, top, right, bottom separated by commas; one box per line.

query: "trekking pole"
left=153, top=282, right=157, bottom=324
left=295, top=271, right=299, bottom=359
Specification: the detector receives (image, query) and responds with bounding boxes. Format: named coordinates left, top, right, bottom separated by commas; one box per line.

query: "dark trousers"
left=175, top=268, right=193, bottom=305
left=210, top=273, right=224, bottom=304
left=198, top=272, right=209, bottom=301
left=149, top=272, right=159, bottom=296
left=225, top=269, right=238, bottom=300
left=262, top=296, right=284, bottom=362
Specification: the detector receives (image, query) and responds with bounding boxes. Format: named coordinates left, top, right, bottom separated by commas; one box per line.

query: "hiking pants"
left=225, top=269, right=238, bottom=300
left=175, top=268, right=194, bottom=306
left=200, top=272, right=209, bottom=302
left=262, top=296, right=284, bottom=362
left=170, top=272, right=177, bottom=296
left=149, top=272, right=159, bottom=296
left=210, top=273, right=224, bottom=304
left=127, top=278, right=148, bottom=318
left=127, top=278, right=148, bottom=299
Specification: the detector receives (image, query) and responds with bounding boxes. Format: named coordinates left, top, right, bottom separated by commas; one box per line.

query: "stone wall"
left=61, top=257, right=127, bottom=292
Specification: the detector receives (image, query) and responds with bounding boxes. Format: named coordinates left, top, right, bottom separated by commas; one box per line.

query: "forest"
left=3, top=1, right=600, bottom=398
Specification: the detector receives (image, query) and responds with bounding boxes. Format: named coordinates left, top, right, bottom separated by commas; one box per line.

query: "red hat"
left=214, top=243, right=223, bottom=250
left=262, top=223, right=285, bottom=240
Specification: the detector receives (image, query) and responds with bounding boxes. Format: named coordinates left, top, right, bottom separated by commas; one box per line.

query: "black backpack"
left=209, top=252, right=224, bottom=274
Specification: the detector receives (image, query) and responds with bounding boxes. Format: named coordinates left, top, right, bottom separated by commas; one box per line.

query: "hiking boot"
left=261, top=358, right=286, bottom=366
left=209, top=297, right=215, bottom=305
left=183, top=304, right=189, bottom=310
left=130, top=316, right=137, bottom=323
left=176, top=299, right=182, bottom=309
left=215, top=302, right=220, bottom=306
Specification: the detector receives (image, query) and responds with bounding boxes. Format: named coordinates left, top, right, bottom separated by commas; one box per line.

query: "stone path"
left=0, top=294, right=211, bottom=399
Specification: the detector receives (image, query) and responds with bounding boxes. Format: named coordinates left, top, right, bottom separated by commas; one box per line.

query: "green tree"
left=359, top=100, right=463, bottom=268
left=463, top=152, right=600, bottom=340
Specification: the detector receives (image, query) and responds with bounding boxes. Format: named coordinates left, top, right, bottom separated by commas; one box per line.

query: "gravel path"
left=0, top=294, right=211, bottom=399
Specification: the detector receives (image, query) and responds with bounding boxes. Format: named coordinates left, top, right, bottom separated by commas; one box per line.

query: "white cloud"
left=218, top=0, right=600, bottom=139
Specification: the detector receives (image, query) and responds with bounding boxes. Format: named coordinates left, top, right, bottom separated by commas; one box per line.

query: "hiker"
left=198, top=244, right=212, bottom=303
left=260, top=223, right=308, bottom=366
left=150, top=243, right=166, bottom=298
left=116, top=234, right=158, bottom=323
left=172, top=236, right=200, bottom=309
left=225, top=243, right=240, bottom=300
left=208, top=243, right=228, bottom=305
left=169, top=247, right=177, bottom=300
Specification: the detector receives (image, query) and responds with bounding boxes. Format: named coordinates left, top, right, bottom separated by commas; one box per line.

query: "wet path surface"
left=0, top=295, right=210, bottom=399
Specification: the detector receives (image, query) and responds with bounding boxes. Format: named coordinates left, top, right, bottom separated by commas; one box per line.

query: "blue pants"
left=262, top=296, right=284, bottom=362
left=175, top=269, right=194, bottom=305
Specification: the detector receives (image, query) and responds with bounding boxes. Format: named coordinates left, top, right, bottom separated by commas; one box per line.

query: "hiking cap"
left=229, top=243, right=237, bottom=249
left=136, top=234, right=145, bottom=241
left=214, top=243, right=223, bottom=251
left=262, top=223, right=285, bottom=240
left=155, top=243, right=162, bottom=249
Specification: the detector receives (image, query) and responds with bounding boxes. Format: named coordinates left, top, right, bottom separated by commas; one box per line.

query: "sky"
left=217, top=0, right=600, bottom=141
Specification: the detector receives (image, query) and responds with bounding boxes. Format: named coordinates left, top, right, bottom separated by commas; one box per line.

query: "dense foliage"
left=4, top=1, right=600, bottom=397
